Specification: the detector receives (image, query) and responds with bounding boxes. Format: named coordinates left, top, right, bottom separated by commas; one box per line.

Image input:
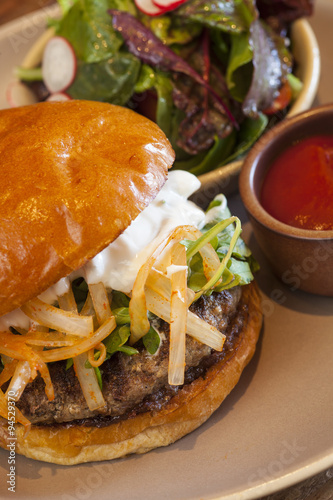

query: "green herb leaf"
left=183, top=195, right=259, bottom=296
left=117, top=345, right=139, bottom=355
left=226, top=32, right=253, bottom=100
left=57, top=0, right=78, bottom=15
left=66, top=358, right=73, bottom=370
left=218, top=112, right=268, bottom=166
left=175, top=0, right=257, bottom=33
left=104, top=324, right=131, bottom=354
left=111, top=291, right=130, bottom=309
left=145, top=13, right=202, bottom=45
left=155, top=73, right=174, bottom=138
left=113, top=307, right=130, bottom=325
left=228, top=259, right=254, bottom=284
left=142, top=326, right=160, bottom=354
left=68, top=52, right=140, bottom=105
left=177, top=132, right=236, bottom=176
left=56, top=0, right=127, bottom=63
left=134, top=64, right=156, bottom=93
left=94, top=366, right=103, bottom=390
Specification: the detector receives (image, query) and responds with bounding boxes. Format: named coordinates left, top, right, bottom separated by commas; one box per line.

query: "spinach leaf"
left=175, top=0, right=258, bottom=33
left=175, top=131, right=236, bottom=176
left=66, top=358, right=73, bottom=370
left=111, top=290, right=130, bottom=309
left=155, top=73, right=174, bottom=138
left=175, top=113, right=267, bottom=174
left=219, top=112, right=268, bottom=165
left=226, top=32, right=253, bottom=101
left=56, top=0, right=131, bottom=63
left=113, top=307, right=130, bottom=325
left=117, top=345, right=139, bottom=355
left=143, top=13, right=201, bottom=45
left=142, top=326, right=160, bottom=355
left=67, top=51, right=140, bottom=104
left=104, top=324, right=139, bottom=355
left=134, top=64, right=156, bottom=93
left=57, top=0, right=79, bottom=15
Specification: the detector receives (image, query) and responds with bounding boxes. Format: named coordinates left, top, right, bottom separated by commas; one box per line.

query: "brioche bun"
left=0, top=100, right=174, bottom=316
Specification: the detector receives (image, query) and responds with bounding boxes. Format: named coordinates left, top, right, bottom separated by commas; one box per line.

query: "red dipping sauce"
left=260, top=135, right=333, bottom=230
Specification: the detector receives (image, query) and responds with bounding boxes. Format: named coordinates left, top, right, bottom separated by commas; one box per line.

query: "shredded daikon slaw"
left=0, top=172, right=257, bottom=430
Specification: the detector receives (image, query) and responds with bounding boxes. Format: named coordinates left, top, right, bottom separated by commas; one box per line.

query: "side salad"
left=16, top=0, right=313, bottom=175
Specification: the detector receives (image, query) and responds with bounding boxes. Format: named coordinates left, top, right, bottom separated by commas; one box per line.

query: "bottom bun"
left=0, top=282, right=262, bottom=465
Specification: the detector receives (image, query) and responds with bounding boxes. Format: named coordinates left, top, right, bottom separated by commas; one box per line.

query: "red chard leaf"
left=108, top=9, right=237, bottom=126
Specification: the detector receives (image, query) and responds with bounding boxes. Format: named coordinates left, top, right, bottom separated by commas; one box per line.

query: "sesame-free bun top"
left=0, top=100, right=174, bottom=316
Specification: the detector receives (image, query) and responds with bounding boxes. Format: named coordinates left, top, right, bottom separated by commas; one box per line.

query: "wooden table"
left=0, top=2, right=332, bottom=500
left=0, top=0, right=55, bottom=25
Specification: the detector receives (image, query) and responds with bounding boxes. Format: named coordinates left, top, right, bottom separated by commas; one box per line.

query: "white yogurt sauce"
left=0, top=171, right=205, bottom=331
left=83, top=170, right=205, bottom=293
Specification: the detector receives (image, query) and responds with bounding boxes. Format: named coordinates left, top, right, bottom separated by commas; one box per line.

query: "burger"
left=0, top=100, right=262, bottom=465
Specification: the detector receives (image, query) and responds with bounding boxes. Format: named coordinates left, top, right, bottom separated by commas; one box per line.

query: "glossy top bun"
left=0, top=100, right=174, bottom=316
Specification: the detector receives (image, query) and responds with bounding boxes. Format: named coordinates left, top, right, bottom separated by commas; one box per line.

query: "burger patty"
left=15, top=286, right=243, bottom=426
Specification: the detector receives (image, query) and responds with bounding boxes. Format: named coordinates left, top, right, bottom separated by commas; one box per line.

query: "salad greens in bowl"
left=13, top=0, right=319, bottom=188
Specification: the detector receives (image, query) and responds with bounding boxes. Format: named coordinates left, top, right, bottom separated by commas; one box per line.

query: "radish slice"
left=42, top=36, right=77, bottom=94
left=153, top=0, right=187, bottom=11
left=134, top=0, right=164, bottom=16
left=46, top=92, right=72, bottom=102
left=6, top=81, right=38, bottom=108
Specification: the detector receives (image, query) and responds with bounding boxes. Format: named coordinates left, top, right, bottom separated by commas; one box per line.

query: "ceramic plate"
left=0, top=195, right=332, bottom=500
left=0, top=3, right=332, bottom=500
